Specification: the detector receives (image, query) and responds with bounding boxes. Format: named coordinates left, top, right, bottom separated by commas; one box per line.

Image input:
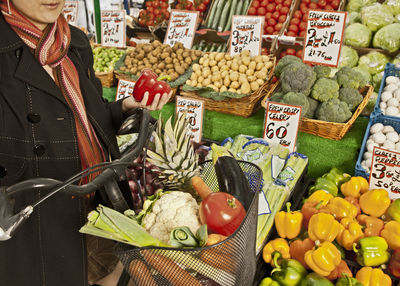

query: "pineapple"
left=146, top=114, right=200, bottom=195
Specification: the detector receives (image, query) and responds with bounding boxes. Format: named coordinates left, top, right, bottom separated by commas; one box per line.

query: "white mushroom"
left=386, top=131, right=400, bottom=143
left=383, top=125, right=395, bottom=133
left=381, top=92, right=393, bottom=102
left=386, top=76, right=400, bottom=85
left=383, top=140, right=396, bottom=150
left=380, top=102, right=387, bottom=110
left=387, top=97, right=399, bottom=107
left=370, top=123, right=384, bottom=134
left=394, top=89, right=400, bottom=101
left=363, top=151, right=373, bottom=160
left=396, top=142, right=400, bottom=152
left=386, top=106, right=399, bottom=116
left=367, top=142, right=379, bottom=152
left=384, top=83, right=398, bottom=93
left=365, top=158, right=372, bottom=169
left=372, top=132, right=386, bottom=144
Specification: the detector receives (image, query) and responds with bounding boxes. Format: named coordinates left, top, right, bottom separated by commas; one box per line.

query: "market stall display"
left=93, top=46, right=126, bottom=87
left=137, top=0, right=171, bottom=27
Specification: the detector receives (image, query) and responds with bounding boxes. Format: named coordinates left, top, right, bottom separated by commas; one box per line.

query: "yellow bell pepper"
left=359, top=189, right=391, bottom=217
left=355, top=267, right=392, bottom=286
left=275, top=202, right=303, bottom=239
left=325, top=197, right=358, bottom=220
left=307, top=190, right=333, bottom=206
left=308, top=213, right=341, bottom=242
left=380, top=220, right=400, bottom=250
left=340, top=176, right=369, bottom=198
left=336, top=217, right=364, bottom=250
left=262, top=238, right=290, bottom=266
left=304, top=241, right=341, bottom=276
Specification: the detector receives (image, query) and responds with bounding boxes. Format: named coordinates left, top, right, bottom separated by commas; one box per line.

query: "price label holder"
left=303, top=10, right=347, bottom=67
left=115, top=79, right=135, bottom=101
left=263, top=102, right=302, bottom=152
left=175, top=96, right=204, bottom=143
left=101, top=10, right=126, bottom=48
left=165, top=10, right=199, bottom=49
left=229, top=16, right=264, bottom=57
left=63, top=1, right=79, bottom=26
left=369, top=146, right=400, bottom=200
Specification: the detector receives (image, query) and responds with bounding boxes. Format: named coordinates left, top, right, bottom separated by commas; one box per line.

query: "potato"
left=220, top=86, right=228, bottom=92
left=137, top=53, right=145, bottom=60
left=220, top=66, right=229, bottom=72
left=229, top=71, right=239, bottom=81
left=182, top=51, right=190, bottom=58
left=241, top=81, right=251, bottom=94
left=221, top=70, right=229, bottom=78
left=214, top=81, right=223, bottom=89
left=192, top=63, right=201, bottom=72
left=166, top=63, right=174, bottom=69
left=157, top=62, right=166, bottom=70
left=239, top=65, right=247, bottom=73
left=199, top=57, right=205, bottom=65
left=120, top=66, right=126, bottom=71
left=224, top=75, right=231, bottom=87
left=256, top=62, right=264, bottom=71
left=211, top=73, right=221, bottom=82
left=160, top=52, right=169, bottom=60
left=186, top=79, right=192, bottom=86
left=191, top=79, right=198, bottom=86
left=209, top=60, right=217, bottom=67
left=211, top=66, right=219, bottom=73
left=202, top=69, right=211, bottom=78
left=155, top=68, right=162, bottom=74
left=248, top=61, right=256, bottom=70
left=254, top=55, right=263, bottom=63
left=241, top=50, right=251, bottom=57
left=203, top=58, right=210, bottom=67
left=198, top=76, right=204, bottom=84
left=239, top=74, right=247, bottom=84
left=182, top=63, right=189, bottom=70
left=149, top=57, right=158, bottom=64
left=231, top=61, right=239, bottom=71
left=130, top=67, right=137, bottom=74
left=231, top=81, right=240, bottom=89
left=176, top=48, right=184, bottom=55
left=257, top=79, right=264, bottom=86
left=215, top=53, right=224, bottom=62
left=225, top=61, right=232, bottom=68
left=203, top=78, right=211, bottom=86
left=171, top=53, right=177, bottom=58
left=209, top=84, right=218, bottom=91
left=247, top=75, right=256, bottom=82
left=190, top=73, right=198, bottom=80
left=242, top=57, right=251, bottom=66
left=246, top=69, right=254, bottom=76
left=185, top=57, right=192, bottom=65
left=165, top=57, right=173, bottom=64
left=173, top=58, right=180, bottom=64
left=196, top=82, right=203, bottom=88
left=256, top=70, right=267, bottom=79
left=217, top=60, right=226, bottom=68
left=224, top=54, right=232, bottom=61
left=191, top=54, right=198, bottom=61
left=177, top=55, right=184, bottom=61
left=228, top=88, right=237, bottom=93
left=176, top=66, right=185, bottom=75
left=264, top=61, right=273, bottom=69
left=195, top=50, right=203, bottom=57
left=195, top=69, right=202, bottom=77
left=203, top=53, right=209, bottom=59
left=250, top=81, right=260, bottom=92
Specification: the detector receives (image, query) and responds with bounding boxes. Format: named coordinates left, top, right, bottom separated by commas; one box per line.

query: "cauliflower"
left=339, top=87, right=363, bottom=111
left=281, top=92, right=310, bottom=116
left=311, top=78, right=340, bottom=102
left=316, top=98, right=353, bottom=123
left=142, top=191, right=201, bottom=243
left=305, top=96, right=320, bottom=119
left=281, top=63, right=317, bottom=96
left=275, top=55, right=303, bottom=77
left=313, top=65, right=332, bottom=79
left=335, top=67, right=366, bottom=89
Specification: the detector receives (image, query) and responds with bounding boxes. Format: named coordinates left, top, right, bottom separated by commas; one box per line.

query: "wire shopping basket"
left=114, top=160, right=263, bottom=286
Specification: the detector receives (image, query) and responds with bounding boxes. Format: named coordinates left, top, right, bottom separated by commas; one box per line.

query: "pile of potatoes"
left=186, top=50, right=274, bottom=94
left=119, top=40, right=203, bottom=81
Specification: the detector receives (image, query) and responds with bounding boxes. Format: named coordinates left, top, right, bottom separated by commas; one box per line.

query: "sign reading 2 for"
left=101, top=10, right=126, bottom=48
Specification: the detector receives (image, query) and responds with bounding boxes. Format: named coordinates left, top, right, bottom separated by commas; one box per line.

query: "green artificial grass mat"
left=103, top=87, right=369, bottom=179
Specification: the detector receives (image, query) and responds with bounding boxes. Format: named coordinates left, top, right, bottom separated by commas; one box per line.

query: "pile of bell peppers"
left=259, top=168, right=400, bottom=286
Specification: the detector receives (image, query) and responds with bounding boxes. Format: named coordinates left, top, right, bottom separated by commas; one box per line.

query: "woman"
left=0, top=0, right=171, bottom=285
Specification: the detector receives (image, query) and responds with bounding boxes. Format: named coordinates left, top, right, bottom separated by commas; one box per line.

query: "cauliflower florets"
left=142, top=191, right=201, bottom=243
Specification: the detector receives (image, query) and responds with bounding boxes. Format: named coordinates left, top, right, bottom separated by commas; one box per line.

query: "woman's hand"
left=122, top=90, right=172, bottom=112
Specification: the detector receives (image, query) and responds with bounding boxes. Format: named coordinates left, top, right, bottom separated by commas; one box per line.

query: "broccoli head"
left=275, top=55, right=303, bottom=77
left=281, top=63, right=317, bottom=96
left=311, top=78, right=340, bottom=102
left=338, top=87, right=363, bottom=111
left=280, top=92, right=310, bottom=117
left=304, top=96, right=320, bottom=119
left=316, top=98, right=353, bottom=123
left=269, top=91, right=285, bottom=103
left=313, top=65, right=332, bottom=79
left=335, top=66, right=367, bottom=89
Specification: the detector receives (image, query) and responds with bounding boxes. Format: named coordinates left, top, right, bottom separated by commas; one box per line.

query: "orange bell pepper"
left=304, top=241, right=342, bottom=276
left=301, top=200, right=330, bottom=228
left=340, top=176, right=369, bottom=198
left=336, top=217, right=364, bottom=250
left=359, top=189, right=391, bottom=217
left=344, top=196, right=361, bottom=216
left=308, top=213, right=341, bottom=242
left=262, top=238, right=290, bottom=266
left=307, top=190, right=333, bottom=206
left=325, top=197, right=358, bottom=220
left=275, top=202, right=303, bottom=239
left=326, top=259, right=353, bottom=281
left=289, top=238, right=315, bottom=269
left=355, top=267, right=392, bottom=286
left=357, top=214, right=384, bottom=237
left=381, top=220, right=400, bottom=250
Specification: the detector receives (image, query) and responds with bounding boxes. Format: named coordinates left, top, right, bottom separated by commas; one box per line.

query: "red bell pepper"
left=133, top=69, right=171, bottom=105
left=389, top=248, right=400, bottom=278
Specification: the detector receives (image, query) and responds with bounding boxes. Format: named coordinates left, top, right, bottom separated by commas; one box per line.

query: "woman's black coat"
left=0, top=12, right=124, bottom=286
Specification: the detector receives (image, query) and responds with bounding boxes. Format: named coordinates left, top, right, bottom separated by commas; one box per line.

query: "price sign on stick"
left=63, top=1, right=79, bottom=26
left=116, top=79, right=135, bottom=101
left=303, top=10, right=347, bottom=67
left=263, top=102, right=302, bottom=152
left=176, top=97, right=204, bottom=143
left=165, top=10, right=199, bottom=49
left=101, top=10, right=126, bottom=48
left=229, top=16, right=264, bottom=57
left=369, top=146, right=400, bottom=200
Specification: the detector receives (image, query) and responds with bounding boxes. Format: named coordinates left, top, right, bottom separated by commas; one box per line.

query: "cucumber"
left=235, top=0, right=243, bottom=16
left=217, top=0, right=232, bottom=32
left=242, top=0, right=251, bottom=14
left=206, top=0, right=219, bottom=27
left=224, top=0, right=238, bottom=31
left=216, top=44, right=223, bottom=52
left=211, top=0, right=226, bottom=30
left=209, top=43, right=218, bottom=52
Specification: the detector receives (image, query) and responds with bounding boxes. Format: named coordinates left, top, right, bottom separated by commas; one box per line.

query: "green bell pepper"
left=354, top=236, right=390, bottom=267
left=335, top=274, right=363, bottom=286
left=309, top=176, right=339, bottom=197
left=388, top=199, right=400, bottom=223
left=271, top=253, right=307, bottom=286
left=300, top=272, right=333, bottom=286
left=259, top=277, right=280, bottom=286
left=323, top=168, right=351, bottom=187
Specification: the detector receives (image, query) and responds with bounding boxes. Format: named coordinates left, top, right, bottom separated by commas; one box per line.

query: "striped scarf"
left=1, top=2, right=105, bottom=183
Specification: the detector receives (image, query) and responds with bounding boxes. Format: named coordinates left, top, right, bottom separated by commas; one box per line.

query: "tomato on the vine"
left=199, top=192, right=246, bottom=236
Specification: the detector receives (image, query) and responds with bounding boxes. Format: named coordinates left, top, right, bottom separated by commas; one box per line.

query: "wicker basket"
left=96, top=71, right=116, bottom=88
left=261, top=85, right=374, bottom=140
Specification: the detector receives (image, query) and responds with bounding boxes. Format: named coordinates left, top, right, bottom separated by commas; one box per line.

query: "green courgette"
left=217, top=0, right=232, bottom=32
left=206, top=0, right=219, bottom=27
left=211, top=0, right=226, bottom=30
left=242, top=0, right=251, bottom=14
left=223, top=0, right=237, bottom=31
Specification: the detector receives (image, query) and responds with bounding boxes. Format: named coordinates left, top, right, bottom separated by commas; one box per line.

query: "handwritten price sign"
left=176, top=97, right=204, bottom=143
left=116, top=79, right=135, bottom=101
left=63, top=1, right=79, bottom=26
left=303, top=10, right=347, bottom=67
left=165, top=10, right=199, bottom=49
left=263, top=102, right=302, bottom=152
left=101, top=10, right=126, bottom=48
left=229, top=16, right=264, bottom=57
left=369, top=146, right=400, bottom=200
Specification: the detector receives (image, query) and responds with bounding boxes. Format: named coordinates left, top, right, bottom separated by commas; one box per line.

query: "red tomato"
left=318, top=0, right=327, bottom=7
left=278, top=15, right=287, bottom=22
left=145, top=19, right=154, bottom=26
left=261, top=0, right=269, bottom=6
left=286, top=48, right=296, bottom=55
left=272, top=11, right=280, bottom=19
left=275, top=22, right=283, bottom=31
left=287, top=31, right=297, bottom=36
left=265, top=12, right=273, bottom=19
left=283, top=0, right=292, bottom=6
left=265, top=26, right=275, bottom=34
left=288, top=24, right=298, bottom=32
left=160, top=1, right=168, bottom=8
left=293, top=10, right=302, bottom=18
left=296, top=49, right=303, bottom=58
left=325, top=4, right=334, bottom=10
left=273, top=31, right=279, bottom=35
left=147, top=6, right=154, bottom=13
left=268, top=18, right=277, bottom=26
left=197, top=3, right=207, bottom=12
left=299, top=21, right=307, bottom=31
left=302, top=13, right=308, bottom=21
left=275, top=0, right=283, bottom=4
left=280, top=51, right=287, bottom=58
left=153, top=8, right=161, bottom=15
left=276, top=4, right=283, bottom=10
left=299, top=30, right=306, bottom=37
left=290, top=18, right=300, bottom=25
left=258, top=6, right=267, bottom=15
left=302, top=0, right=311, bottom=4
left=175, top=3, right=182, bottom=9
left=162, top=10, right=170, bottom=19
left=252, top=0, right=261, bottom=7
left=262, top=48, right=270, bottom=55
left=248, top=6, right=257, bottom=15
left=266, top=3, right=275, bottom=11
left=146, top=1, right=153, bottom=8
left=331, top=0, right=339, bottom=9
left=186, top=1, right=193, bottom=8
left=281, top=6, right=290, bottom=14
left=199, top=192, right=246, bottom=236
left=203, top=0, right=210, bottom=5
left=308, top=2, right=318, bottom=9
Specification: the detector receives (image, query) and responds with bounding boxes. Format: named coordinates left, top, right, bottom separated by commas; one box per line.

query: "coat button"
left=15, top=48, right=22, bottom=58
left=27, top=113, right=41, bottom=123
left=0, top=166, right=7, bottom=178
left=33, top=145, right=45, bottom=156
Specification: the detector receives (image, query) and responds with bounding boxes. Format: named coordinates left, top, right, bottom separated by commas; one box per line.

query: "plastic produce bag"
left=358, top=51, right=390, bottom=75
left=361, top=3, right=394, bottom=32
left=346, top=0, right=376, bottom=12
left=338, top=46, right=359, bottom=68
left=372, top=23, right=400, bottom=52
left=344, top=23, right=372, bottom=48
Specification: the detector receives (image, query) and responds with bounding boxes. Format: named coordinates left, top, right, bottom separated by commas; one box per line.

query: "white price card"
left=175, top=97, right=204, bottom=143
left=303, top=10, right=347, bottom=67
left=229, top=16, right=264, bottom=57
left=165, top=10, right=199, bottom=49
left=115, top=79, right=135, bottom=101
left=369, top=146, right=400, bottom=200
left=263, top=102, right=302, bottom=152
left=101, top=10, right=126, bottom=48
left=63, top=1, right=79, bottom=26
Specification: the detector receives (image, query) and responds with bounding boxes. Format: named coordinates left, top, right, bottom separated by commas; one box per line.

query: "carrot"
left=128, top=259, right=157, bottom=286
left=141, top=249, right=201, bottom=286
left=191, top=176, right=212, bottom=199
left=205, top=233, right=227, bottom=246
left=200, top=239, right=237, bottom=274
